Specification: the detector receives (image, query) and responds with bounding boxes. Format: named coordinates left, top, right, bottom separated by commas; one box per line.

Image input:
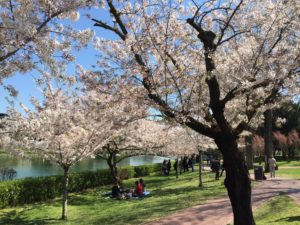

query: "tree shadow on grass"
left=0, top=209, right=60, bottom=225
left=68, top=194, right=99, bottom=206
left=153, top=186, right=202, bottom=196
left=85, top=197, right=188, bottom=225
left=275, top=216, right=300, bottom=222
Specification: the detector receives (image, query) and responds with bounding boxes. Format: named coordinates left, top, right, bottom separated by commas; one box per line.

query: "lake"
left=0, top=155, right=167, bottom=179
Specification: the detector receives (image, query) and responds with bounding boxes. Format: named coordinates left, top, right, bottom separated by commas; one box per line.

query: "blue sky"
left=0, top=7, right=114, bottom=113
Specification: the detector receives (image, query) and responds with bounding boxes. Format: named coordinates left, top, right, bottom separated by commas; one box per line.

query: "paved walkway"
left=145, top=177, right=300, bottom=225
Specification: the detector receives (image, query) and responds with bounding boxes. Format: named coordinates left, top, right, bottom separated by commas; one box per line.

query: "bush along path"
left=0, top=163, right=161, bottom=208
left=145, top=178, right=300, bottom=225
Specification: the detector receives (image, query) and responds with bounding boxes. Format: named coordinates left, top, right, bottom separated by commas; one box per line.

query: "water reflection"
left=0, top=155, right=167, bottom=179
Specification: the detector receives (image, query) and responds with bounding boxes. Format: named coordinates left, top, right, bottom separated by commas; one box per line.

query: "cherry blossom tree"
left=273, top=131, right=288, bottom=157
left=0, top=0, right=96, bottom=86
left=170, top=127, right=215, bottom=186
left=287, top=130, right=300, bottom=157
left=97, top=119, right=166, bottom=184
left=4, top=75, right=148, bottom=219
left=252, top=134, right=264, bottom=163
left=91, top=1, right=300, bottom=224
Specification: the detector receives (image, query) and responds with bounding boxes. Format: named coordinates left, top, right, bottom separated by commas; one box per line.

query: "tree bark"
left=215, top=135, right=255, bottom=225
left=62, top=166, right=69, bottom=220
left=107, top=153, right=119, bottom=184
left=198, top=150, right=203, bottom=188
left=245, top=135, right=254, bottom=169
left=264, top=109, right=273, bottom=172
left=176, top=157, right=179, bottom=179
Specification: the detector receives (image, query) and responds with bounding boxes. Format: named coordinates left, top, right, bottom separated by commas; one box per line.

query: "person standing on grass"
left=188, top=157, right=194, bottom=172
left=162, top=160, right=167, bottom=175
left=268, top=155, right=276, bottom=178
left=174, top=159, right=178, bottom=175
left=166, top=159, right=171, bottom=175
left=183, top=156, right=189, bottom=172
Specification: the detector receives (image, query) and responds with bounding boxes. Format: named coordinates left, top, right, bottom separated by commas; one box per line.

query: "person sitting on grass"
left=139, top=178, right=146, bottom=192
left=133, top=180, right=144, bottom=197
left=111, top=182, right=122, bottom=198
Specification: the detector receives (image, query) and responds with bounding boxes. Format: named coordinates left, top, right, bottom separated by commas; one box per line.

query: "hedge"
left=0, top=163, right=160, bottom=208
left=134, top=163, right=162, bottom=177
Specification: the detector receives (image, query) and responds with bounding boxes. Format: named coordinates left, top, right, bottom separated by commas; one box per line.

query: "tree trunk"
left=61, top=166, right=69, bottom=220
left=215, top=135, right=255, bottom=225
left=107, top=153, right=119, bottom=184
left=288, top=147, right=293, bottom=160
left=176, top=156, right=179, bottom=179
left=198, top=150, right=203, bottom=188
left=179, top=156, right=183, bottom=175
left=245, top=135, right=254, bottom=169
left=264, top=109, right=273, bottom=172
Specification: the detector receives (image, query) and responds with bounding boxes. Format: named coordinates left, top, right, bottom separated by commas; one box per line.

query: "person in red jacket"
left=134, top=180, right=143, bottom=196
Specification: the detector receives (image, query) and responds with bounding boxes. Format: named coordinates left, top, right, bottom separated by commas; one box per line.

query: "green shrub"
left=134, top=163, right=162, bottom=177
left=0, top=163, right=161, bottom=208
left=0, top=169, right=113, bottom=208
left=118, top=166, right=135, bottom=180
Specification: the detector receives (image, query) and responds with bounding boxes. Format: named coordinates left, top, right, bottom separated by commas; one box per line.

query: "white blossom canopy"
left=0, top=0, right=97, bottom=84
left=92, top=0, right=300, bottom=138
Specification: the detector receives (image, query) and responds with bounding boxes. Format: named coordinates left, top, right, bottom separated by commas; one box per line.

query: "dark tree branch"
left=92, top=18, right=125, bottom=39
left=219, top=30, right=249, bottom=45
left=106, top=0, right=128, bottom=36
left=216, top=0, right=244, bottom=46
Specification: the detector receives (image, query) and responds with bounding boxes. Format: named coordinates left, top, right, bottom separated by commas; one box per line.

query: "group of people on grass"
left=181, top=156, right=195, bottom=172
left=209, top=155, right=277, bottom=180
left=111, top=178, right=146, bottom=200
left=111, top=155, right=277, bottom=200
left=161, top=159, right=171, bottom=175
left=162, top=156, right=196, bottom=176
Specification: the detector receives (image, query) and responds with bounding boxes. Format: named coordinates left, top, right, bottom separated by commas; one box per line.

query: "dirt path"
left=279, top=166, right=300, bottom=169
left=144, top=178, right=300, bottom=225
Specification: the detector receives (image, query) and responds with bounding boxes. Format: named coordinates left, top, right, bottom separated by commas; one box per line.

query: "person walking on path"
left=268, top=155, right=276, bottom=178
left=219, top=160, right=225, bottom=177
left=211, top=159, right=220, bottom=180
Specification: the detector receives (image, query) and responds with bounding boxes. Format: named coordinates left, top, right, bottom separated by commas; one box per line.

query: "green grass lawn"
left=275, top=168, right=300, bottom=179
left=254, top=160, right=300, bottom=168
left=277, top=160, right=300, bottom=167
left=252, top=160, right=300, bottom=179
left=254, top=195, right=300, bottom=225
left=0, top=170, right=226, bottom=225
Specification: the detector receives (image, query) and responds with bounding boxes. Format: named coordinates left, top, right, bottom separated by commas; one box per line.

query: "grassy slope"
left=277, top=161, right=300, bottom=167
left=0, top=169, right=226, bottom=225
left=275, top=168, right=300, bottom=179
left=254, top=160, right=300, bottom=167
left=253, top=160, right=300, bottom=179
left=255, top=195, right=300, bottom=225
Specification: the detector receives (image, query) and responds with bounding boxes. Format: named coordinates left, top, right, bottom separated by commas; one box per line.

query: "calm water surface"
left=0, top=155, right=166, bottom=179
